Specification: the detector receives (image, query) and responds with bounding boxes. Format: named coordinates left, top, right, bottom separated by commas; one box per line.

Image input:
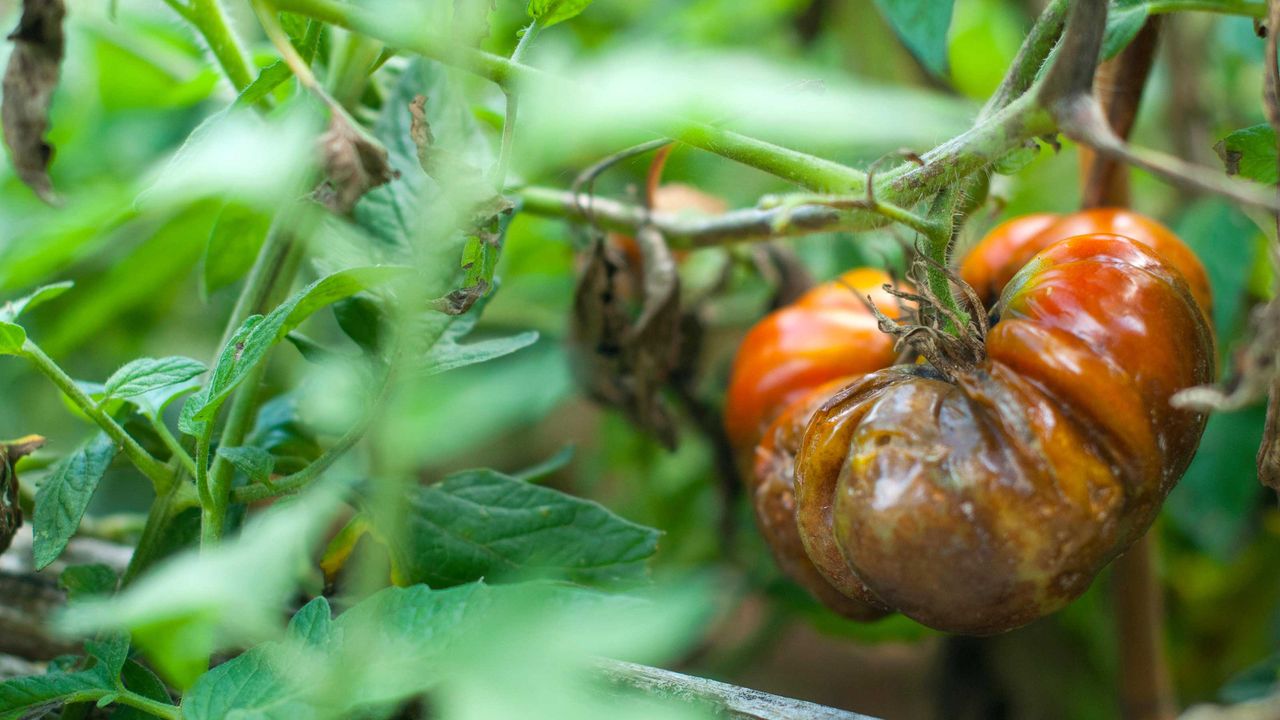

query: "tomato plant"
left=0, top=0, right=1275, bottom=719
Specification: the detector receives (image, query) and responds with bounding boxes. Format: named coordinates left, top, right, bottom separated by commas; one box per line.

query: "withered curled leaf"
left=2, top=0, right=65, bottom=204
left=0, top=435, right=46, bottom=555
left=571, top=225, right=682, bottom=449
left=315, top=111, right=397, bottom=214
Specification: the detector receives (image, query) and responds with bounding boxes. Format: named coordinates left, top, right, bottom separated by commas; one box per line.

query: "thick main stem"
left=1114, top=536, right=1176, bottom=720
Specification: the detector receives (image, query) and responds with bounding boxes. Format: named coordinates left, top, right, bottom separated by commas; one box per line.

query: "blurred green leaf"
left=58, top=481, right=346, bottom=688
left=102, top=356, right=205, bottom=403
left=185, top=580, right=710, bottom=720
left=332, top=296, right=384, bottom=355
left=33, top=434, right=119, bottom=570
left=0, top=281, right=73, bottom=323
left=180, top=266, right=411, bottom=434
left=365, top=468, right=659, bottom=587
left=871, top=0, right=955, bottom=77
left=0, top=322, right=27, bottom=355
left=528, top=0, right=595, bottom=28
left=1216, top=124, right=1277, bottom=186
left=1221, top=651, right=1280, bottom=703
left=59, top=564, right=118, bottom=599
left=216, top=446, right=276, bottom=485
left=204, top=204, right=271, bottom=297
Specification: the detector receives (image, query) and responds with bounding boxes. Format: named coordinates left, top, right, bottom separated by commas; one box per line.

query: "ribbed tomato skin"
left=724, top=268, right=904, bottom=450
left=960, top=208, right=1212, bottom=317
left=793, top=235, right=1213, bottom=634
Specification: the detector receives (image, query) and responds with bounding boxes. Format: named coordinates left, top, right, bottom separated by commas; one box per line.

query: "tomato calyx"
left=861, top=257, right=991, bottom=381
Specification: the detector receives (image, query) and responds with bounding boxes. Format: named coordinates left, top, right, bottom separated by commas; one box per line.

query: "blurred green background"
left=1, top=0, right=1278, bottom=718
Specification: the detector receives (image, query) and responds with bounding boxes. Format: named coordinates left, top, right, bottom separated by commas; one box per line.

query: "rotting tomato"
left=724, top=268, right=905, bottom=450
left=792, top=234, right=1213, bottom=634
left=960, top=207, right=1212, bottom=316
left=723, top=268, right=906, bottom=620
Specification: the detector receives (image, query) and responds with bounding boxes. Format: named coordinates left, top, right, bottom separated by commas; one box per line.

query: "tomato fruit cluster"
left=726, top=210, right=1214, bottom=634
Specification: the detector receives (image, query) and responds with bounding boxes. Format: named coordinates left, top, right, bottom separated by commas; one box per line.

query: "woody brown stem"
left=1079, top=19, right=1162, bottom=208
left=1114, top=537, right=1176, bottom=720
left=1077, top=14, right=1177, bottom=720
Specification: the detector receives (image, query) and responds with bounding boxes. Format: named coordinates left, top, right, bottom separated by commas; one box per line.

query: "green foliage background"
left=0, top=0, right=1276, bottom=718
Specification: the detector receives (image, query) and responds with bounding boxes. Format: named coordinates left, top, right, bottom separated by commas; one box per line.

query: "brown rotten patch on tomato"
left=793, top=235, right=1212, bottom=634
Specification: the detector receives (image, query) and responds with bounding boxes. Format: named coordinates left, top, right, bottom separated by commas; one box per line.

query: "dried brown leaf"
left=571, top=226, right=682, bottom=449
left=315, top=112, right=396, bottom=214
left=0, top=435, right=45, bottom=555
left=2, top=0, right=65, bottom=204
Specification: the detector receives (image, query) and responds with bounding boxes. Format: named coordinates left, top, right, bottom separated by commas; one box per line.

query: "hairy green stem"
left=495, top=20, right=540, bottom=190
left=187, top=0, right=257, bottom=92
left=150, top=416, right=198, bottom=479
left=21, top=341, right=173, bottom=494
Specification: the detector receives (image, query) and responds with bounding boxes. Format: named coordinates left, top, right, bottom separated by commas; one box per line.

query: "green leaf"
left=1215, top=124, right=1278, bottom=186
left=215, top=446, right=276, bottom=485
left=527, top=0, right=594, bottom=27
left=0, top=669, right=113, bottom=719
left=0, top=322, right=26, bottom=355
left=870, top=0, right=955, bottom=77
left=204, top=203, right=270, bottom=297
left=102, top=356, right=206, bottom=402
left=367, top=468, right=659, bottom=587
left=58, top=482, right=346, bottom=689
left=181, top=266, right=411, bottom=434
left=183, top=581, right=709, bottom=720
left=33, top=434, right=120, bottom=571
left=333, top=296, right=384, bottom=355
left=0, top=281, right=73, bottom=323
left=413, top=295, right=538, bottom=377
left=59, top=564, right=118, bottom=599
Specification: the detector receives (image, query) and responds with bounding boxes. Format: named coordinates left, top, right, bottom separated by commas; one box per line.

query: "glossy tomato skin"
left=961, top=208, right=1212, bottom=317
left=795, top=235, right=1213, bottom=634
left=753, top=378, right=890, bottom=620
left=724, top=268, right=903, bottom=450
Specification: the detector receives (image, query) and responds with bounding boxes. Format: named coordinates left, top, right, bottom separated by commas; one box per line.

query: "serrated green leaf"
left=102, top=356, right=206, bottom=402
left=871, top=0, right=955, bottom=77
left=366, top=468, right=659, bottom=587
left=33, top=434, right=120, bottom=571
left=0, top=281, right=73, bottom=323
left=215, top=446, right=276, bottom=485
left=0, top=322, right=26, bottom=355
left=204, top=203, right=270, bottom=297
left=182, top=266, right=410, bottom=433
left=527, top=0, right=594, bottom=27
left=1216, top=124, right=1278, bottom=186
left=0, top=669, right=113, bottom=720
